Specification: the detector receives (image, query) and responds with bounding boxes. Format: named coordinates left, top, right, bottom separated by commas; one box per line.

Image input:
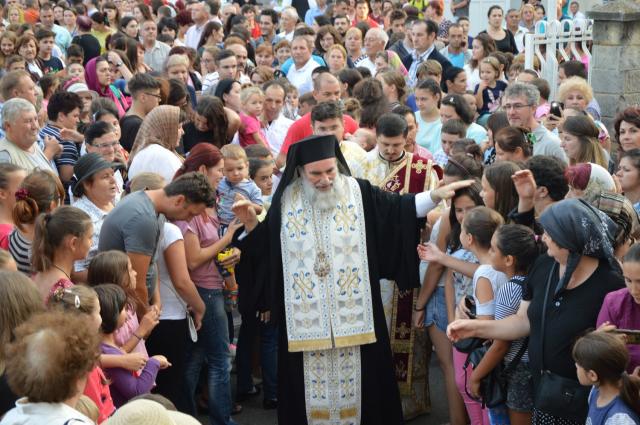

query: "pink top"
left=175, top=213, right=224, bottom=290
left=114, top=305, right=148, bottom=358
left=0, top=223, right=14, bottom=250
left=83, top=366, right=115, bottom=423
left=239, top=113, right=267, bottom=148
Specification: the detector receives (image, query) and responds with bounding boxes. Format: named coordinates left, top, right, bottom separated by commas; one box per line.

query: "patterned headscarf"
left=128, top=105, right=183, bottom=165
left=565, top=162, right=616, bottom=204
left=539, top=198, right=620, bottom=295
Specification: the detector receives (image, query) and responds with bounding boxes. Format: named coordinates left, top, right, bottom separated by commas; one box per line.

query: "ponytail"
left=495, top=224, right=545, bottom=274
left=13, top=170, right=64, bottom=231
left=31, top=206, right=92, bottom=273
left=620, top=372, right=640, bottom=417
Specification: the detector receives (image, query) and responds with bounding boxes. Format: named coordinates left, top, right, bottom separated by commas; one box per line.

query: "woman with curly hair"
left=182, top=96, right=230, bottom=153
left=353, top=77, right=389, bottom=129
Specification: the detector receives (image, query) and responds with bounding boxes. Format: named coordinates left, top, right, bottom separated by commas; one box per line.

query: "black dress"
left=479, top=29, right=519, bottom=54
left=235, top=178, right=423, bottom=425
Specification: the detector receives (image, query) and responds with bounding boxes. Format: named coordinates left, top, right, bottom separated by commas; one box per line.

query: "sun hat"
left=71, top=153, right=123, bottom=197
left=103, top=400, right=202, bottom=425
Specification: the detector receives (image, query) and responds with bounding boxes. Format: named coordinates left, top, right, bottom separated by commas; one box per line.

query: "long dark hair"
left=494, top=224, right=543, bottom=274
left=484, top=161, right=521, bottom=221
left=447, top=182, right=484, bottom=252
left=573, top=331, right=640, bottom=417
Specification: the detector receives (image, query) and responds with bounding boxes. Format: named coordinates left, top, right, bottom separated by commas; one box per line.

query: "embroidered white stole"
left=280, top=177, right=376, bottom=352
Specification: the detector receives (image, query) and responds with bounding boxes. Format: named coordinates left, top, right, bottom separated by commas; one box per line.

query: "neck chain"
left=52, top=264, right=71, bottom=281
left=309, top=197, right=331, bottom=279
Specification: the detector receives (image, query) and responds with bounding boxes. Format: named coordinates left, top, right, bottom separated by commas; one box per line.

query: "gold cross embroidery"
left=286, top=209, right=307, bottom=239
left=292, top=272, right=314, bottom=299
left=337, top=268, right=360, bottom=297
left=411, top=159, right=429, bottom=175
left=396, top=322, right=411, bottom=339
left=334, top=203, right=355, bottom=232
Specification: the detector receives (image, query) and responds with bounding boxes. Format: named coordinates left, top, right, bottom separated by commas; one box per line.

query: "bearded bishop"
left=232, top=135, right=468, bottom=425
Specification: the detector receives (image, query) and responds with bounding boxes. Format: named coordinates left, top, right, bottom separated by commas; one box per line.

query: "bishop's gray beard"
left=300, top=172, right=347, bottom=211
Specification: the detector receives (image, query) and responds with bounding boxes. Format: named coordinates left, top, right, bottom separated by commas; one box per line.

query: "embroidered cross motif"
left=337, top=268, right=361, bottom=297
left=396, top=322, right=411, bottom=339
left=384, top=174, right=402, bottom=192
left=411, top=160, right=429, bottom=174
left=285, top=208, right=308, bottom=239
left=334, top=203, right=356, bottom=232
left=292, top=271, right=315, bottom=300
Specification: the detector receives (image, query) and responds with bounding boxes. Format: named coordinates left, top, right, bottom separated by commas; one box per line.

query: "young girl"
left=598, top=243, right=640, bottom=372
left=238, top=86, right=269, bottom=148
left=249, top=158, right=274, bottom=215
left=283, top=84, right=300, bottom=121
left=9, top=170, right=65, bottom=274
left=47, top=283, right=116, bottom=423
left=95, top=283, right=170, bottom=407
left=481, top=161, right=521, bottom=221
left=573, top=331, right=640, bottom=424
left=88, top=250, right=159, bottom=358
left=415, top=78, right=443, bottom=154
left=0, top=163, right=25, bottom=248
left=470, top=224, right=541, bottom=425
left=414, top=182, right=484, bottom=425
left=31, top=206, right=93, bottom=301
left=474, top=57, right=507, bottom=124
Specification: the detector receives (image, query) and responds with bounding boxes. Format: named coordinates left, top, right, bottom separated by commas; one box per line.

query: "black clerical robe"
left=235, top=178, right=423, bottom=425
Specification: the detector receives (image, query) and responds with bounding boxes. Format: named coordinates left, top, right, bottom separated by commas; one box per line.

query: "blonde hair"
left=345, top=27, right=363, bottom=41
left=128, top=172, right=166, bottom=192
left=417, top=59, right=443, bottom=80
left=240, top=85, right=264, bottom=104
left=220, top=144, right=247, bottom=162
left=480, top=56, right=501, bottom=79
left=327, top=43, right=347, bottom=59
left=165, top=54, right=189, bottom=72
left=557, top=76, right=593, bottom=104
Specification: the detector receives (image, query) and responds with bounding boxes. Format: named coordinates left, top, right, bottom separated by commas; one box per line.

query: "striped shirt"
left=9, top=229, right=31, bottom=275
left=39, top=124, right=79, bottom=170
left=495, top=275, right=529, bottom=363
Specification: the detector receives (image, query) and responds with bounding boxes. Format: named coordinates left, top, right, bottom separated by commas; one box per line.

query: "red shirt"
left=279, top=113, right=360, bottom=155
left=84, top=367, right=115, bottom=423
left=352, top=16, right=379, bottom=28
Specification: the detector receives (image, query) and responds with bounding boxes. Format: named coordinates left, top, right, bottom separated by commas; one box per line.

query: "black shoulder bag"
left=533, top=262, right=590, bottom=422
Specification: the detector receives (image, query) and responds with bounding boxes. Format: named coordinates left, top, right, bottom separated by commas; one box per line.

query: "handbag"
left=464, top=336, right=529, bottom=408
left=453, top=296, right=486, bottom=353
left=533, top=262, right=589, bottom=422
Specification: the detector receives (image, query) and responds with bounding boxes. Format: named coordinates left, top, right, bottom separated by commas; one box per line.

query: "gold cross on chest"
left=411, top=160, right=429, bottom=175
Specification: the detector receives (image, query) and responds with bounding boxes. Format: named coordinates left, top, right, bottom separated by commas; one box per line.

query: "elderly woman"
left=86, top=56, right=130, bottom=117
left=128, top=105, right=185, bottom=183
left=71, top=153, right=119, bottom=280
left=448, top=198, right=625, bottom=425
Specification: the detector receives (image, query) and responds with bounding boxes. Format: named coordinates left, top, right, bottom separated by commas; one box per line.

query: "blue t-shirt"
left=447, top=51, right=465, bottom=68
left=414, top=112, right=442, bottom=154
left=217, top=177, right=263, bottom=225
left=474, top=80, right=508, bottom=115
left=587, top=387, right=640, bottom=425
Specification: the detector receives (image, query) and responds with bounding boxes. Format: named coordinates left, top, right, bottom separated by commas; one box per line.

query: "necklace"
left=52, top=263, right=71, bottom=281
left=310, top=202, right=331, bottom=279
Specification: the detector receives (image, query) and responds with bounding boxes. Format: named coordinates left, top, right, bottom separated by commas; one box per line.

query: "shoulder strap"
left=503, top=337, right=529, bottom=374
left=539, top=262, right=557, bottom=372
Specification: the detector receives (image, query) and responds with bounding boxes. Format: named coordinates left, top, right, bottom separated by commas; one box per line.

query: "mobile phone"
left=613, top=329, right=640, bottom=345
left=464, top=296, right=476, bottom=319
left=549, top=101, right=564, bottom=118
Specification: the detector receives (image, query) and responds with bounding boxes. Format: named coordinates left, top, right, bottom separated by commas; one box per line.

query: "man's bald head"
left=313, top=73, right=342, bottom=102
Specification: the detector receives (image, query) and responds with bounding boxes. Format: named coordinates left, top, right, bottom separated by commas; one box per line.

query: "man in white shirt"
left=506, top=9, right=529, bottom=53
left=262, top=81, right=293, bottom=157
left=286, top=36, right=319, bottom=95
left=185, top=2, right=211, bottom=50
left=278, top=7, right=298, bottom=42
left=359, top=27, right=395, bottom=75
left=568, top=1, right=586, bottom=19
left=141, top=19, right=171, bottom=72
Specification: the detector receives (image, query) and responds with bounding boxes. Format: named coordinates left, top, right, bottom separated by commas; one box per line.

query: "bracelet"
left=413, top=305, right=426, bottom=312
left=133, top=333, right=143, bottom=341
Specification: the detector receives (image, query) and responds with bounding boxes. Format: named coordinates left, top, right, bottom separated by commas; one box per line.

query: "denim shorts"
left=423, top=286, right=448, bottom=333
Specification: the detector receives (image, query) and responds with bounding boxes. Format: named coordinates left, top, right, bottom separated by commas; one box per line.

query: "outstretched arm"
left=447, top=300, right=531, bottom=342
left=415, top=179, right=475, bottom=217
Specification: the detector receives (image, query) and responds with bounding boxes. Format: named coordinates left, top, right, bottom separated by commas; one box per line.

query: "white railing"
left=524, top=18, right=594, bottom=101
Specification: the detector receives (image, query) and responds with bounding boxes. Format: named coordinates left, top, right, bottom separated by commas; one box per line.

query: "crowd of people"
left=0, top=0, right=639, bottom=424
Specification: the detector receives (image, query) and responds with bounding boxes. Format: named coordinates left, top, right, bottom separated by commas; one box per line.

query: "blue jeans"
left=183, top=287, right=237, bottom=425
left=236, top=314, right=279, bottom=400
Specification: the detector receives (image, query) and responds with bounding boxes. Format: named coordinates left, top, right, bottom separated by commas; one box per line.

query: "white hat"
left=103, top=400, right=202, bottom=425
left=66, top=82, right=98, bottom=100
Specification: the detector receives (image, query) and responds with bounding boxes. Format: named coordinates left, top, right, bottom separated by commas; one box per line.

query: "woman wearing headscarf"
left=127, top=105, right=185, bottom=183
left=85, top=56, right=131, bottom=118
left=448, top=198, right=625, bottom=425
left=565, top=162, right=616, bottom=203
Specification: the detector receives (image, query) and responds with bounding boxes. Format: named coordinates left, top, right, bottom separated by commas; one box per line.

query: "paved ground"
left=200, top=355, right=450, bottom=425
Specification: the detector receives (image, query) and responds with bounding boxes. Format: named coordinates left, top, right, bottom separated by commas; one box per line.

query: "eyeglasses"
left=92, top=141, right=119, bottom=149
left=144, top=92, right=162, bottom=99
left=503, top=103, right=532, bottom=111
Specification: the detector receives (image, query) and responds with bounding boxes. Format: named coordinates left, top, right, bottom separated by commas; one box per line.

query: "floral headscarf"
left=128, top=105, right=183, bottom=165
left=539, top=198, right=620, bottom=295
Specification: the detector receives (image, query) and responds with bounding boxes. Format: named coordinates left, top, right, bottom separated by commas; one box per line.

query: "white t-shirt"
left=472, top=264, right=508, bottom=317
left=158, top=222, right=188, bottom=320
left=128, top=144, right=183, bottom=184
left=286, top=58, right=320, bottom=95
